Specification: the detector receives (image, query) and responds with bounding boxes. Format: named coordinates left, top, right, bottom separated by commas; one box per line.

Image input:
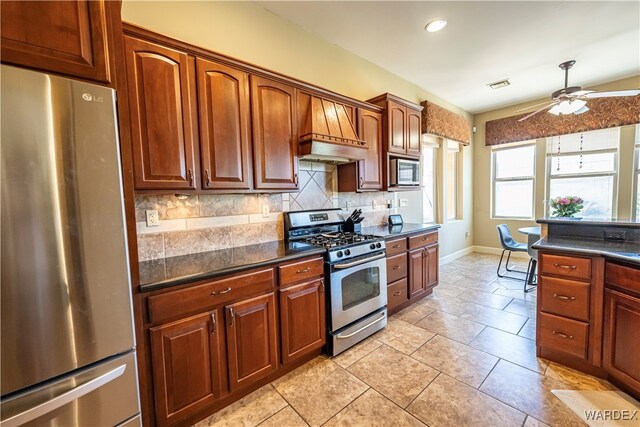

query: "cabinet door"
left=387, top=100, right=407, bottom=154
left=426, top=244, right=439, bottom=288
left=150, top=311, right=226, bottom=426
left=406, top=109, right=422, bottom=157
left=1, top=0, right=112, bottom=83
left=408, top=249, right=426, bottom=298
left=603, top=289, right=640, bottom=392
left=280, top=279, right=326, bottom=365
left=226, top=293, right=279, bottom=391
left=124, top=36, right=197, bottom=190
left=357, top=109, right=384, bottom=191
left=197, top=59, right=252, bottom=190
left=250, top=76, right=298, bottom=190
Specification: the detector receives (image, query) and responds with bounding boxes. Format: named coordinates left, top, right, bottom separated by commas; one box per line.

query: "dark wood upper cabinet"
left=407, top=109, right=422, bottom=157
left=279, top=279, right=326, bottom=365
left=368, top=93, right=423, bottom=160
left=196, top=58, right=252, bottom=190
left=150, top=311, right=226, bottom=427
left=124, top=35, right=198, bottom=190
left=388, top=101, right=407, bottom=154
left=250, top=76, right=299, bottom=190
left=226, top=292, right=279, bottom=391
left=1, top=0, right=115, bottom=83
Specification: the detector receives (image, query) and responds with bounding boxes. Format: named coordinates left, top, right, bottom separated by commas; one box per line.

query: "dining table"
left=518, top=226, right=541, bottom=291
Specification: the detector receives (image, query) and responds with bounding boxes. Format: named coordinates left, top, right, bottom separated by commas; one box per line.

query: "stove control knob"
left=370, top=243, right=376, bottom=249
left=376, top=242, right=382, bottom=248
left=344, top=249, right=351, bottom=256
left=336, top=250, right=343, bottom=258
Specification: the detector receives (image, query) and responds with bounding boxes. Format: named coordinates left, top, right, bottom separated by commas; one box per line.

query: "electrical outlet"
left=399, top=199, right=408, bottom=207
left=465, top=231, right=471, bottom=239
left=262, top=205, right=270, bottom=218
left=372, top=200, right=377, bottom=210
left=145, top=210, right=159, bottom=227
left=346, top=201, right=353, bottom=210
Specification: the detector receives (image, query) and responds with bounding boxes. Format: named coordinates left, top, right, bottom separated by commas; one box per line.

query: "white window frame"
left=544, top=130, right=619, bottom=219
left=633, top=139, right=640, bottom=220
left=491, top=142, right=536, bottom=220
left=421, top=135, right=439, bottom=224
left=445, top=140, right=462, bottom=222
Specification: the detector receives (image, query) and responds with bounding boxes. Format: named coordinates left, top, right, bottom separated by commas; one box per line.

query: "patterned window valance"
left=485, top=95, right=640, bottom=146
left=421, top=101, right=471, bottom=145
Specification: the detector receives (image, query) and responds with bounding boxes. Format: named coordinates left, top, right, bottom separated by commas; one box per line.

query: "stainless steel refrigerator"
left=1, top=65, right=140, bottom=426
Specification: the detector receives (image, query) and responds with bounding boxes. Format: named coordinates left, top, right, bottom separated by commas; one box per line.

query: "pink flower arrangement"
left=549, top=196, right=584, bottom=217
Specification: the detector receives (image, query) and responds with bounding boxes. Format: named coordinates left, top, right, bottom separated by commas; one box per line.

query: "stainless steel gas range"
left=284, top=209, right=387, bottom=356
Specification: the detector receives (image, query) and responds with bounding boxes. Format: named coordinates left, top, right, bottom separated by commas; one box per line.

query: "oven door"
left=328, top=253, right=387, bottom=331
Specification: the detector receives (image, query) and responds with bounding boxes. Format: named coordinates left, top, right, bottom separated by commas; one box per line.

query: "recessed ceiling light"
left=425, top=19, right=447, bottom=33
left=488, top=79, right=511, bottom=90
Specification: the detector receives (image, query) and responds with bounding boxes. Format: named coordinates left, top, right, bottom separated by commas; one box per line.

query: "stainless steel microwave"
left=390, top=158, right=420, bottom=186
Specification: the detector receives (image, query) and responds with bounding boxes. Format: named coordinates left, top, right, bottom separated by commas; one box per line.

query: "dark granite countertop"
left=537, top=217, right=640, bottom=228
left=532, top=236, right=640, bottom=265
left=139, top=241, right=326, bottom=292
left=363, top=223, right=441, bottom=239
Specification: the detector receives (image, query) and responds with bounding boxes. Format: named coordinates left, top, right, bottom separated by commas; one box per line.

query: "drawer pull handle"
left=228, top=307, right=235, bottom=327
left=553, top=293, right=576, bottom=301
left=320, top=280, right=324, bottom=294
left=422, top=237, right=428, bottom=241
left=211, top=287, right=232, bottom=296
left=392, top=244, right=401, bottom=249
left=393, top=291, right=402, bottom=296
left=393, top=265, right=401, bottom=270
left=553, top=263, right=577, bottom=270
left=296, top=267, right=311, bottom=274
left=552, top=331, right=574, bottom=339
left=209, top=312, right=216, bottom=335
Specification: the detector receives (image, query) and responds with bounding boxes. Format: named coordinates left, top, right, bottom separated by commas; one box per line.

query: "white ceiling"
left=258, top=1, right=640, bottom=113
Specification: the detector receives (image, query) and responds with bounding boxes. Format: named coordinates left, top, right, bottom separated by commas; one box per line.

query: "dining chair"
left=523, top=233, right=539, bottom=293
left=496, top=224, right=528, bottom=281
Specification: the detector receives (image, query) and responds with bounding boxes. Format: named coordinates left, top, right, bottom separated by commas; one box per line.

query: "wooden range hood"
left=298, top=95, right=367, bottom=164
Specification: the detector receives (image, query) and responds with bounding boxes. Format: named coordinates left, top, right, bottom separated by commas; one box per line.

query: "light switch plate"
left=145, top=210, right=159, bottom=227
left=399, top=199, right=408, bottom=207
left=262, top=205, right=270, bottom=218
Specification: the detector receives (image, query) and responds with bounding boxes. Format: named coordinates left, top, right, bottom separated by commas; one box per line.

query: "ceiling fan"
left=516, top=60, right=640, bottom=122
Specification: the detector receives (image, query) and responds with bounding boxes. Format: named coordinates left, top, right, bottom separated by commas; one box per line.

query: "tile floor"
left=194, top=253, right=626, bottom=427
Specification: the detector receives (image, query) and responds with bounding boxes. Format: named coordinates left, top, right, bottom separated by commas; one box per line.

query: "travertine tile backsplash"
left=136, top=162, right=396, bottom=261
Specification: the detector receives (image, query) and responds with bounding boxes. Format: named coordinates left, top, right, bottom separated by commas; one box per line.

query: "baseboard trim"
left=472, top=245, right=530, bottom=259
left=439, top=246, right=474, bottom=265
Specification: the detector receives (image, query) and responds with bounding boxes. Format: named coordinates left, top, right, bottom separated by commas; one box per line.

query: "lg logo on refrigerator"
left=81, top=93, right=104, bottom=103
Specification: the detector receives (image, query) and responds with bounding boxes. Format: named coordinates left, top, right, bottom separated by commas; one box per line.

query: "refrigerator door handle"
left=0, top=365, right=126, bottom=427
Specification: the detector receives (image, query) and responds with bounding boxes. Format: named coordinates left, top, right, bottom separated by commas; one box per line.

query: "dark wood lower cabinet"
left=603, top=289, right=640, bottom=393
left=426, top=244, right=438, bottom=288
left=150, top=310, right=226, bottom=426
left=279, top=279, right=326, bottom=365
left=408, top=248, right=426, bottom=298
left=226, top=293, right=279, bottom=391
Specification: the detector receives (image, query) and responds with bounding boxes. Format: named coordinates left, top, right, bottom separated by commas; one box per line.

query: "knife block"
left=343, top=218, right=362, bottom=234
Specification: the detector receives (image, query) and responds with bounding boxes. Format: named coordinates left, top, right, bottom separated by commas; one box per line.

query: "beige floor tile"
left=258, top=406, right=308, bottom=427
left=504, top=298, right=538, bottom=317
left=459, top=304, right=528, bottom=334
left=324, top=389, right=425, bottom=427
left=347, top=345, right=439, bottom=407
left=332, top=337, right=382, bottom=369
left=195, top=385, right=287, bottom=427
left=494, top=277, right=531, bottom=290
left=470, top=326, right=548, bottom=373
left=433, top=283, right=468, bottom=298
left=457, top=289, right=514, bottom=310
left=421, top=294, right=475, bottom=316
left=415, top=311, right=485, bottom=344
left=411, top=335, right=498, bottom=388
left=372, top=318, right=436, bottom=354
left=479, top=360, right=586, bottom=426
left=453, top=275, right=498, bottom=288
left=524, top=416, right=551, bottom=427
left=494, top=287, right=538, bottom=301
left=407, top=374, right=526, bottom=427
left=274, top=358, right=368, bottom=427
left=438, top=273, right=468, bottom=285
left=396, top=304, right=436, bottom=324
left=518, top=317, right=537, bottom=340
left=545, top=362, right=617, bottom=391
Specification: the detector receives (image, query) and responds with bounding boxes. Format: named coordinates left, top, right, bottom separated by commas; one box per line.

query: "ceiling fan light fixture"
left=557, top=100, right=573, bottom=115
left=549, top=104, right=561, bottom=115
left=425, top=19, right=447, bottom=32
left=575, top=105, right=590, bottom=115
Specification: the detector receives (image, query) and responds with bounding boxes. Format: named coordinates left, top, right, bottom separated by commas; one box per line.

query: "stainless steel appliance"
left=390, top=158, right=420, bottom=186
left=1, top=65, right=140, bottom=426
left=284, top=209, right=387, bottom=356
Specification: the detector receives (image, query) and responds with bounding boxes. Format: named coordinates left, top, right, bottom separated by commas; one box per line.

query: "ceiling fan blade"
left=515, top=100, right=555, bottom=113
left=583, top=89, right=640, bottom=98
left=517, top=102, right=558, bottom=122
left=572, top=90, right=594, bottom=97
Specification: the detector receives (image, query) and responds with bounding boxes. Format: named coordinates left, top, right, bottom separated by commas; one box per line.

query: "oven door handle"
left=333, top=253, right=386, bottom=269
left=336, top=311, right=386, bottom=339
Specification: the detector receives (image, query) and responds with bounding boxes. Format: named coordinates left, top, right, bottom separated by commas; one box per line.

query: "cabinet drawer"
left=539, top=253, right=591, bottom=281
left=388, top=278, right=408, bottom=310
left=539, top=276, right=590, bottom=322
left=408, top=232, right=438, bottom=249
left=387, top=253, right=408, bottom=283
left=386, top=237, right=407, bottom=256
left=606, top=262, right=640, bottom=296
left=279, top=257, right=324, bottom=288
left=539, top=312, right=589, bottom=360
left=148, top=268, right=275, bottom=324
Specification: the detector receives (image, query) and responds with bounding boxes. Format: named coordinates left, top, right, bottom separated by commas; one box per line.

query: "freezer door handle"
left=0, top=365, right=126, bottom=427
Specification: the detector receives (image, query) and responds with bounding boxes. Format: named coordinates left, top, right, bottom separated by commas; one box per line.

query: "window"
left=422, top=136, right=438, bottom=223
left=546, top=128, right=619, bottom=219
left=445, top=140, right=460, bottom=220
left=492, top=142, right=536, bottom=219
left=634, top=134, right=640, bottom=220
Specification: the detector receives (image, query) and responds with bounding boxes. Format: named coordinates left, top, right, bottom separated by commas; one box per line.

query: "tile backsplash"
left=136, top=161, right=397, bottom=261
